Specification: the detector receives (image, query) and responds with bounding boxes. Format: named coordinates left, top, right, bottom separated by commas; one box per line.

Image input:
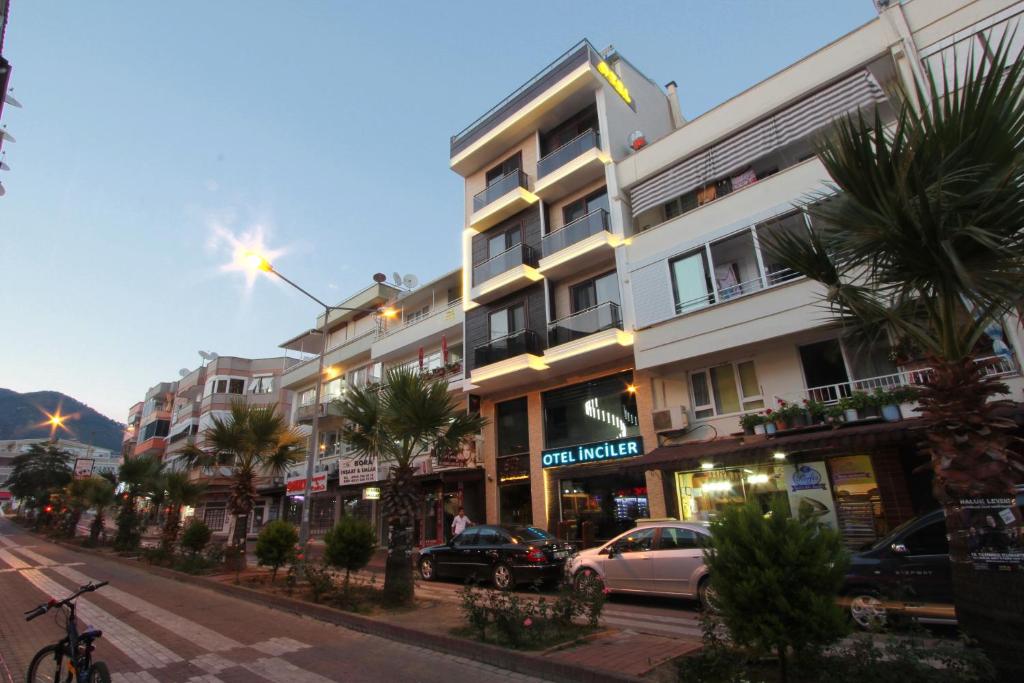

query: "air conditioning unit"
left=652, top=405, right=690, bottom=433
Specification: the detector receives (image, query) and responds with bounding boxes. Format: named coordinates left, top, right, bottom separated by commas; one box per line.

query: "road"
left=0, top=518, right=543, bottom=683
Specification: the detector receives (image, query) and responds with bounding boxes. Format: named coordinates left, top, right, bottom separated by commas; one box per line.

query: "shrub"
left=704, top=498, right=849, bottom=682
left=255, top=520, right=298, bottom=583
left=323, top=517, right=377, bottom=593
left=113, top=506, right=143, bottom=552
left=304, top=562, right=336, bottom=604
left=180, top=519, right=213, bottom=557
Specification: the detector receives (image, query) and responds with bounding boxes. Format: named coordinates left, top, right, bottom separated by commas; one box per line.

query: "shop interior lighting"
left=701, top=481, right=733, bottom=493
left=746, top=474, right=770, bottom=485
left=701, top=462, right=715, bottom=470
left=773, top=451, right=787, bottom=460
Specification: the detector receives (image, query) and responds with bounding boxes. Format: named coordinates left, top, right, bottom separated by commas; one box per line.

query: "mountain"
left=0, top=388, right=124, bottom=452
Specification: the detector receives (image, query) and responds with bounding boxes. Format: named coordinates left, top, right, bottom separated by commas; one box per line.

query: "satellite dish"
left=0, top=181, right=5, bottom=197
left=208, top=352, right=219, bottom=360
left=392, top=272, right=403, bottom=287
left=372, top=272, right=387, bottom=283
left=178, top=368, right=190, bottom=377
left=4, top=92, right=22, bottom=108
left=403, top=274, right=419, bottom=290
left=0, top=128, right=15, bottom=143
left=198, top=350, right=210, bottom=360
left=0, top=161, right=9, bottom=171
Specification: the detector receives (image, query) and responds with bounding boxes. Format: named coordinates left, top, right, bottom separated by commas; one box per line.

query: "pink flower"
left=296, top=553, right=305, bottom=561
left=523, top=618, right=533, bottom=628
left=602, top=587, right=611, bottom=595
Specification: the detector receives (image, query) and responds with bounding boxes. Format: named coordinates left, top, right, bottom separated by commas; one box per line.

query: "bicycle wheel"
left=88, top=661, right=111, bottom=683
left=25, top=644, right=69, bottom=683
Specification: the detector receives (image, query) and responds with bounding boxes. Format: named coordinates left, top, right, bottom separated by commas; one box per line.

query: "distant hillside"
left=0, top=388, right=124, bottom=452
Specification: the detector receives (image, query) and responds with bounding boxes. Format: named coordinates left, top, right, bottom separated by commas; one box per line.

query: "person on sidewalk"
left=451, top=508, right=472, bottom=538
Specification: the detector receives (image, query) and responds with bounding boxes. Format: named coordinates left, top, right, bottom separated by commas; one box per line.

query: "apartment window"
left=541, top=106, right=599, bottom=156
left=349, top=362, right=382, bottom=388
left=323, top=377, right=344, bottom=400
left=690, top=361, right=763, bottom=419
left=569, top=271, right=620, bottom=314
left=250, top=376, right=273, bottom=394
left=486, top=153, right=521, bottom=186
left=486, top=225, right=522, bottom=261
left=490, top=304, right=525, bottom=340
left=204, top=505, right=226, bottom=531
left=299, top=389, right=316, bottom=407
left=140, top=419, right=170, bottom=441
left=670, top=249, right=714, bottom=314
left=404, top=304, right=431, bottom=325
left=562, top=188, right=609, bottom=225
left=446, top=285, right=462, bottom=304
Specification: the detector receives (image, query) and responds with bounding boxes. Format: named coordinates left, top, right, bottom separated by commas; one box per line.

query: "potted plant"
left=839, top=391, right=874, bottom=422
left=802, top=398, right=827, bottom=424
left=891, top=384, right=921, bottom=420
left=763, top=408, right=777, bottom=434
left=837, top=395, right=859, bottom=422
left=774, top=401, right=803, bottom=430
left=825, top=404, right=845, bottom=424
left=740, top=413, right=764, bottom=436
left=872, top=387, right=902, bottom=422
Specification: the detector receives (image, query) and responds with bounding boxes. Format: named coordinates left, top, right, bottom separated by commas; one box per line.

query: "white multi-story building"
left=0, top=438, right=121, bottom=504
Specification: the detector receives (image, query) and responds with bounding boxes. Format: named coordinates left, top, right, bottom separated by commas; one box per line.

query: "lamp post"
left=240, top=251, right=396, bottom=544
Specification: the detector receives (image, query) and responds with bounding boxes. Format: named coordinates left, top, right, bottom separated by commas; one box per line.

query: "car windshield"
left=508, top=526, right=552, bottom=541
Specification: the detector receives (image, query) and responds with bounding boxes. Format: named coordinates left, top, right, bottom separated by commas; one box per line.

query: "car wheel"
left=419, top=557, right=435, bottom=581
left=492, top=563, right=514, bottom=591
left=698, top=577, right=719, bottom=613
left=573, top=568, right=604, bottom=594
left=848, top=592, right=887, bottom=630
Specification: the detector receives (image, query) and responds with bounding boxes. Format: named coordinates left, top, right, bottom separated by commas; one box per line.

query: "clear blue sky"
left=0, top=1, right=876, bottom=423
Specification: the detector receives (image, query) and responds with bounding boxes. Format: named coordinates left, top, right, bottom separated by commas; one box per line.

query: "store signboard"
left=782, top=462, right=838, bottom=530
left=285, top=472, right=327, bottom=494
left=363, top=487, right=381, bottom=500
left=73, top=459, right=95, bottom=480
left=958, top=496, right=1024, bottom=568
left=541, top=436, right=643, bottom=469
left=340, top=454, right=379, bottom=486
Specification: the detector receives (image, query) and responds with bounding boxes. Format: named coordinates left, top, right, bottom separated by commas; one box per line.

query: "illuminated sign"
left=542, top=436, right=643, bottom=469
left=363, top=486, right=381, bottom=500
left=597, top=61, right=636, bottom=111
left=286, top=472, right=327, bottom=494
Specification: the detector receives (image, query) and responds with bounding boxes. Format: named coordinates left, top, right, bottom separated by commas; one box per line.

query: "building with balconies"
left=133, top=381, right=177, bottom=461
left=450, top=39, right=677, bottom=537
left=605, top=0, right=1024, bottom=550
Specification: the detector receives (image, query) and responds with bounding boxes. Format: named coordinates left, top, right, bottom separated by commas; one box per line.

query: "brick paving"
left=0, top=518, right=545, bottom=682
left=545, top=631, right=701, bottom=677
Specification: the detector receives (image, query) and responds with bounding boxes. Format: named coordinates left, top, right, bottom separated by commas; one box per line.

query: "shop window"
left=542, top=372, right=639, bottom=450
left=828, top=455, right=887, bottom=547
left=559, top=472, right=649, bottom=542
left=689, top=361, right=763, bottom=419
left=658, top=527, right=700, bottom=550
left=676, top=466, right=787, bottom=522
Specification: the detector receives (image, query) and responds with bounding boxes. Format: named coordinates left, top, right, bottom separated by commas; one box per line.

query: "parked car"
left=566, top=521, right=715, bottom=609
left=843, top=486, right=1024, bottom=629
left=417, top=525, right=574, bottom=590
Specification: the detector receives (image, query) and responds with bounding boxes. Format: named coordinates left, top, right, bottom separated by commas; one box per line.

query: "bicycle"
left=23, top=580, right=111, bottom=683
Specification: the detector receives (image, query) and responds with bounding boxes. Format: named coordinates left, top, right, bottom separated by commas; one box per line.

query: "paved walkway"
left=0, top=518, right=544, bottom=683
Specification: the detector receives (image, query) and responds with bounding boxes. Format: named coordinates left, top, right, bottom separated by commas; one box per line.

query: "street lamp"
left=239, top=249, right=397, bottom=544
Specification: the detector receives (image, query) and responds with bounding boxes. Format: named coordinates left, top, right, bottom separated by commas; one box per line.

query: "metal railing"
left=674, top=267, right=804, bottom=315
left=474, top=329, right=544, bottom=367
left=542, top=208, right=610, bottom=257
left=377, top=300, right=462, bottom=339
left=473, top=170, right=530, bottom=212
left=473, top=243, right=539, bottom=285
left=538, top=129, right=600, bottom=178
left=548, top=302, right=622, bottom=347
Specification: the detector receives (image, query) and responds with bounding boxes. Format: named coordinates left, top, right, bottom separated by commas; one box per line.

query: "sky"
left=0, top=0, right=877, bottom=423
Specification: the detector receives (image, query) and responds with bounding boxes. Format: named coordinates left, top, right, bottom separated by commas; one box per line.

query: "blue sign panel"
left=541, top=436, right=644, bottom=469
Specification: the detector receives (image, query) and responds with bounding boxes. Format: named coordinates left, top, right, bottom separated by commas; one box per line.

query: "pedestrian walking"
left=451, top=507, right=472, bottom=537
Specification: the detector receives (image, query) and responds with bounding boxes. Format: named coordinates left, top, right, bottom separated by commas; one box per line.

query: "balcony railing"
left=548, top=302, right=622, bottom=347
left=378, top=300, right=461, bottom=339
left=542, top=208, right=610, bottom=257
left=473, top=170, right=530, bottom=212
left=473, top=243, right=539, bottom=285
left=537, top=129, right=600, bottom=178
left=474, top=329, right=544, bottom=367
left=802, top=355, right=1019, bottom=404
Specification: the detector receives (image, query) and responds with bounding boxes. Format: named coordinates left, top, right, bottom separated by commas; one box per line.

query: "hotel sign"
left=542, top=436, right=643, bottom=469
left=597, top=61, right=636, bottom=111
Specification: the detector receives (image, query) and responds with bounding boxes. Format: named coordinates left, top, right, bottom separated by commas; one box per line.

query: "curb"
left=38, top=535, right=641, bottom=683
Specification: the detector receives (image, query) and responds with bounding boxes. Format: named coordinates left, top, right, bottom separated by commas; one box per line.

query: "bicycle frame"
left=25, top=581, right=108, bottom=682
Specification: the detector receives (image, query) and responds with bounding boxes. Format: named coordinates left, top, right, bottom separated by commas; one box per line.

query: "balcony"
left=534, top=129, right=610, bottom=201
left=544, top=302, right=633, bottom=370
left=372, top=302, right=463, bottom=364
left=469, top=170, right=539, bottom=232
left=470, top=244, right=542, bottom=305
left=296, top=400, right=345, bottom=424
left=548, top=302, right=622, bottom=346
left=280, top=331, right=376, bottom=390
left=474, top=329, right=544, bottom=368
left=538, top=208, right=618, bottom=279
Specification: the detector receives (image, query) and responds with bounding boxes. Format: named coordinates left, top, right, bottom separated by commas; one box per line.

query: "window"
left=453, top=527, right=479, bottom=546
left=322, top=377, right=344, bottom=400
left=204, top=507, right=226, bottom=531
left=496, top=398, right=529, bottom=456
left=140, top=420, right=170, bottom=441
left=446, top=285, right=462, bottom=304
left=562, top=188, right=609, bottom=225
left=614, top=527, right=656, bottom=553
left=541, top=106, right=598, bottom=156
left=569, top=271, right=620, bottom=314
left=486, top=226, right=522, bottom=261
left=690, top=361, right=763, bottom=419
left=228, top=379, right=244, bottom=394
left=348, top=363, right=382, bottom=388
left=658, top=527, right=701, bottom=550
left=404, top=305, right=431, bottom=325
left=485, top=154, right=521, bottom=186
left=250, top=376, right=273, bottom=394
left=499, top=484, right=532, bottom=526
left=542, top=372, right=639, bottom=449
left=299, top=389, right=316, bottom=407
left=670, top=250, right=714, bottom=314
left=489, top=304, right=525, bottom=340
left=904, top=521, right=949, bottom=555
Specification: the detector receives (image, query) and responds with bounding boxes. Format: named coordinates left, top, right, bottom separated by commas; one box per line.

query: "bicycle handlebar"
left=23, top=581, right=109, bottom=621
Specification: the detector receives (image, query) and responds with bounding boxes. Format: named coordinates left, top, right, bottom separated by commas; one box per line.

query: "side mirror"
left=890, top=543, right=909, bottom=555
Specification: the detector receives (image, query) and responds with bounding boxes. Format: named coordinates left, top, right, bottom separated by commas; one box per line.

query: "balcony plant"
left=762, top=408, right=777, bottom=434
left=802, top=398, right=827, bottom=425
left=739, top=412, right=765, bottom=436
left=871, top=388, right=903, bottom=422
left=824, top=404, right=845, bottom=425
left=773, top=401, right=804, bottom=430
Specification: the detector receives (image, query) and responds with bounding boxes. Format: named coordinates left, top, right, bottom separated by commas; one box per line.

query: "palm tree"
left=82, top=477, right=116, bottom=546
left=183, top=401, right=305, bottom=557
left=114, top=454, right=161, bottom=550
left=338, top=367, right=486, bottom=606
left=157, top=470, right=207, bottom=553
left=762, top=42, right=1024, bottom=677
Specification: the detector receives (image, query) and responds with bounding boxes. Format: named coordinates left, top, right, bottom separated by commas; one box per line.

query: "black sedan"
left=418, top=525, right=573, bottom=590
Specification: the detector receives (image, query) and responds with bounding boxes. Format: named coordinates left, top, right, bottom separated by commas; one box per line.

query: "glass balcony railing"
left=537, top=129, right=600, bottom=178
left=473, top=170, right=530, bottom=212
left=474, top=329, right=544, bottom=367
left=548, top=302, right=622, bottom=347
left=541, top=208, right=610, bottom=257
left=473, top=243, right=539, bottom=285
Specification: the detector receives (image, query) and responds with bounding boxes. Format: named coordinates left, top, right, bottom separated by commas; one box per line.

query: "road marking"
left=0, top=548, right=30, bottom=570
left=251, top=637, right=312, bottom=656
left=0, top=562, right=85, bottom=573
left=241, top=656, right=335, bottom=683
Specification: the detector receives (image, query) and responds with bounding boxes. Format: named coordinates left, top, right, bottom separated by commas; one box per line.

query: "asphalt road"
left=0, top=518, right=544, bottom=683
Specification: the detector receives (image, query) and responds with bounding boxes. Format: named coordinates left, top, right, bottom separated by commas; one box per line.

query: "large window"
left=250, top=376, right=273, bottom=394
left=490, top=304, right=525, bottom=340
left=559, top=471, right=649, bottom=542
left=496, top=397, right=529, bottom=456
left=487, top=226, right=522, bottom=261
left=670, top=249, right=714, bottom=314
left=690, top=361, right=763, bottom=419
left=542, top=372, right=639, bottom=449
left=209, top=378, right=245, bottom=395
left=496, top=397, right=532, bottom=525
left=486, top=153, right=521, bottom=187
left=569, top=271, right=619, bottom=313
left=562, top=188, right=609, bottom=225
left=140, top=419, right=170, bottom=441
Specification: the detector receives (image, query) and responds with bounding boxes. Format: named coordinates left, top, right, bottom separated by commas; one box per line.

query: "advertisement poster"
left=783, top=461, right=838, bottom=530
left=340, top=454, right=379, bottom=486
left=959, top=496, right=1024, bottom=567
left=73, top=458, right=94, bottom=480
left=285, top=472, right=327, bottom=494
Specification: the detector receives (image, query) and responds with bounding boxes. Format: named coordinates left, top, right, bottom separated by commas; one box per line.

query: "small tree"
left=705, top=499, right=849, bottom=682
left=323, top=517, right=377, bottom=594
left=255, top=519, right=298, bottom=583
left=114, top=455, right=161, bottom=552
left=180, top=518, right=213, bottom=557
left=3, top=443, right=72, bottom=520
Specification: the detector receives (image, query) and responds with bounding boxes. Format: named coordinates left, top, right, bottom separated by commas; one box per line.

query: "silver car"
left=567, top=521, right=715, bottom=609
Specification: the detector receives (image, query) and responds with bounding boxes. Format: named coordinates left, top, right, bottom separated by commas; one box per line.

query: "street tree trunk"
left=89, top=508, right=105, bottom=545
left=382, top=464, right=418, bottom=606
left=227, top=469, right=256, bottom=572
left=920, top=357, right=1024, bottom=680
left=161, top=503, right=182, bottom=553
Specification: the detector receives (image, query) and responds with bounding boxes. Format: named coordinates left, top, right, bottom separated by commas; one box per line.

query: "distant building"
left=0, top=438, right=121, bottom=503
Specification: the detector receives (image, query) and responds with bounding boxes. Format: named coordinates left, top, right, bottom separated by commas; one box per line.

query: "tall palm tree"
left=156, top=470, right=207, bottom=553
left=762, top=42, right=1024, bottom=677
left=338, top=367, right=486, bottom=606
left=182, top=401, right=305, bottom=555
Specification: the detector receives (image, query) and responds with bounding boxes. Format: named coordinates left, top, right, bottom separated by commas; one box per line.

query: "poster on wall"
left=73, top=459, right=95, bottom=480
left=958, top=496, right=1024, bottom=568
left=783, top=461, right=838, bottom=530
left=340, top=454, right=379, bottom=486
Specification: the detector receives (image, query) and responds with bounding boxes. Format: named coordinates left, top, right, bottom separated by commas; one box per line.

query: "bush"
left=113, top=506, right=143, bottom=552
left=180, top=519, right=213, bottom=557
left=323, top=517, right=377, bottom=592
left=704, top=498, right=848, bottom=682
left=255, top=520, right=298, bottom=582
